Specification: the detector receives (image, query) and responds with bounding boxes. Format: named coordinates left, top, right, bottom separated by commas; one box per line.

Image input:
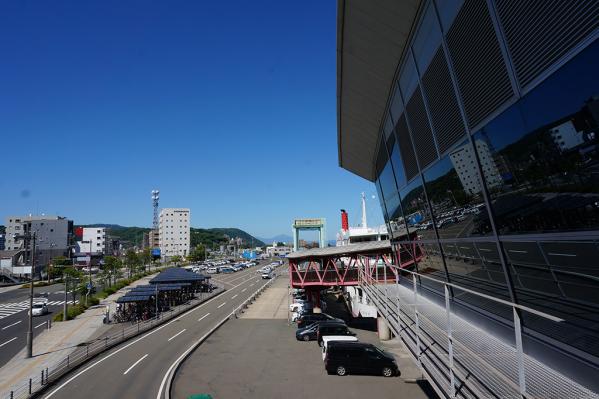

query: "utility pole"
left=26, top=231, right=36, bottom=358
left=63, top=273, right=68, bottom=321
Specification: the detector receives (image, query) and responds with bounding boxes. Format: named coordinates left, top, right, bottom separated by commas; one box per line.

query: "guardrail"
left=2, top=288, right=224, bottom=399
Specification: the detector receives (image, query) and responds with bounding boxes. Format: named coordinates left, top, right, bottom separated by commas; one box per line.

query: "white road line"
left=2, top=320, right=22, bottom=330
left=231, top=294, right=238, bottom=299
left=35, top=322, right=46, bottom=329
left=241, top=288, right=247, bottom=292
left=217, top=302, right=226, bottom=308
left=249, top=283, right=255, bottom=287
left=197, top=313, right=210, bottom=322
left=44, top=281, right=249, bottom=398
left=167, top=329, right=186, bottom=342
left=123, top=354, right=148, bottom=375
left=0, top=337, right=17, bottom=348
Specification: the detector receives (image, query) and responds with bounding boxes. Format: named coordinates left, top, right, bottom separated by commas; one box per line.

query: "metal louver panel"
left=421, top=46, right=466, bottom=154
left=446, top=0, right=513, bottom=129
left=405, top=87, right=438, bottom=169
left=395, top=114, right=419, bottom=181
left=495, top=0, right=599, bottom=89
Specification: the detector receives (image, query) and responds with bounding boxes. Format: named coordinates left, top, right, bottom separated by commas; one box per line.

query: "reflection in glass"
left=423, top=140, right=493, bottom=238
left=504, top=239, right=599, bottom=358
left=387, top=142, right=409, bottom=240
left=400, top=177, right=435, bottom=240
left=379, top=160, right=400, bottom=221
left=473, top=41, right=599, bottom=235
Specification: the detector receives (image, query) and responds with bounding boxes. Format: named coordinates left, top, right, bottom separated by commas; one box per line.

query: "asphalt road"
left=41, top=260, right=282, bottom=399
left=0, top=284, right=77, bottom=366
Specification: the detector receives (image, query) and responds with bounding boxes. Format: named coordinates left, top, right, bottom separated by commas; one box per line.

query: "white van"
left=321, top=336, right=359, bottom=360
left=207, top=267, right=219, bottom=274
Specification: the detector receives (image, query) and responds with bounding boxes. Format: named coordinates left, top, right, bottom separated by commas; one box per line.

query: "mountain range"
left=77, top=224, right=265, bottom=248
left=256, top=234, right=294, bottom=244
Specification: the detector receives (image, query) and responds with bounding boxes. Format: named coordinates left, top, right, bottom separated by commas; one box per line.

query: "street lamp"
left=13, top=231, right=37, bottom=359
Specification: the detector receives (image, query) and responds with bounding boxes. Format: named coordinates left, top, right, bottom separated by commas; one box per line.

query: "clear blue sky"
left=0, top=1, right=383, bottom=240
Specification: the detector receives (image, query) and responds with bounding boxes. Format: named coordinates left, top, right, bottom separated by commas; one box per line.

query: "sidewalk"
left=0, top=273, right=158, bottom=393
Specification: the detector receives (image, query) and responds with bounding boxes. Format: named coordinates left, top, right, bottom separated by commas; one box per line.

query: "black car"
left=316, top=323, right=355, bottom=346
left=296, top=319, right=346, bottom=340
left=297, top=313, right=340, bottom=329
left=295, top=323, right=319, bottom=341
left=324, top=342, right=399, bottom=377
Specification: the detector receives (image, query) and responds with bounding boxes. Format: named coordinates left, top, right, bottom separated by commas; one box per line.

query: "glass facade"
left=376, top=36, right=599, bottom=362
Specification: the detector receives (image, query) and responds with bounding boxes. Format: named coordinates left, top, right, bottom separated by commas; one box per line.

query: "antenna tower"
left=151, top=190, right=160, bottom=230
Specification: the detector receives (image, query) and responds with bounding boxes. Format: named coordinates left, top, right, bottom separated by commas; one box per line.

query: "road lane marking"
left=249, top=283, right=255, bottom=287
left=241, top=288, right=247, bottom=292
left=198, top=313, right=210, bottom=322
left=123, top=353, right=148, bottom=375
left=35, top=322, right=46, bottom=329
left=2, top=320, right=22, bottom=330
left=0, top=337, right=17, bottom=348
left=231, top=294, right=238, bottom=299
left=44, top=281, right=251, bottom=398
left=217, top=302, right=226, bottom=308
left=123, top=354, right=148, bottom=375
left=168, top=329, right=187, bottom=342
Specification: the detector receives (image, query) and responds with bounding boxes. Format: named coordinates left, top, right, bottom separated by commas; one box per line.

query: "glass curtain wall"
left=375, top=39, right=599, bottom=359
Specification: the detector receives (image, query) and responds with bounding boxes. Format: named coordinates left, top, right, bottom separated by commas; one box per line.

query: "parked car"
left=207, top=267, right=219, bottom=274
left=297, top=313, right=340, bottom=328
left=317, top=323, right=355, bottom=346
left=295, top=323, right=319, bottom=341
left=324, top=342, right=399, bottom=377
left=321, top=335, right=359, bottom=360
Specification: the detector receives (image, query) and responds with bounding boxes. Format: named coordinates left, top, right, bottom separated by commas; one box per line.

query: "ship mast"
left=361, top=192, right=368, bottom=228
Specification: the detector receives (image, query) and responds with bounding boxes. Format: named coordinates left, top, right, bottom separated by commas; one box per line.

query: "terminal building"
left=337, top=0, right=598, bottom=397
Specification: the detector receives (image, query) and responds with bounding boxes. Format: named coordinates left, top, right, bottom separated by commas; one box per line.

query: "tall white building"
left=159, top=208, right=190, bottom=257
left=450, top=140, right=502, bottom=195
left=78, top=227, right=106, bottom=254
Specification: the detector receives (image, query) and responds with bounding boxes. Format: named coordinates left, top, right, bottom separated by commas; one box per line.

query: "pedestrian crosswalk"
left=0, top=300, right=79, bottom=319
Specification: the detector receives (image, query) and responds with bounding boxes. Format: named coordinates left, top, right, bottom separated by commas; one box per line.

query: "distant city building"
left=149, top=230, right=159, bottom=249
left=266, top=242, right=292, bottom=256
left=450, top=140, right=502, bottom=195
left=77, top=227, right=107, bottom=254
left=4, top=215, right=73, bottom=275
left=548, top=119, right=585, bottom=151
left=159, top=208, right=190, bottom=257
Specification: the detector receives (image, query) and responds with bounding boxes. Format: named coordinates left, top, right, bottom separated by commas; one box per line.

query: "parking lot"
left=171, top=276, right=438, bottom=399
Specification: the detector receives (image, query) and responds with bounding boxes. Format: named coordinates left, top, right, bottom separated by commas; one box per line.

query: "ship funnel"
left=340, top=209, right=349, bottom=231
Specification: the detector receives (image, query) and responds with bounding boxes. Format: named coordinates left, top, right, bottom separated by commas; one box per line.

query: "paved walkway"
left=0, top=274, right=158, bottom=394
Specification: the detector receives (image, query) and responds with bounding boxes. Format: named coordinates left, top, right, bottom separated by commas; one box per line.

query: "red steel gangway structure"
left=287, top=239, right=423, bottom=307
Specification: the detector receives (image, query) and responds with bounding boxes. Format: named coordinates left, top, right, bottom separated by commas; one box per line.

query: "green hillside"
left=76, top=225, right=264, bottom=249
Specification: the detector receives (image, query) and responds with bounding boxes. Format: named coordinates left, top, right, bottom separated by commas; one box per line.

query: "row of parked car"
left=291, top=292, right=399, bottom=377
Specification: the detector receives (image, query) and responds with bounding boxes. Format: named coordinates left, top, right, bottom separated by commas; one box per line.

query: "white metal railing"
left=357, top=255, right=598, bottom=399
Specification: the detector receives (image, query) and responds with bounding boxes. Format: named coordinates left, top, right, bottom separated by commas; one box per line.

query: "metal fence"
left=3, top=288, right=221, bottom=399
left=357, top=256, right=598, bottom=399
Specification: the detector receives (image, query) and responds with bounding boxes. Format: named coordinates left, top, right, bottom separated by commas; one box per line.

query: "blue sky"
left=0, top=1, right=383, bottom=240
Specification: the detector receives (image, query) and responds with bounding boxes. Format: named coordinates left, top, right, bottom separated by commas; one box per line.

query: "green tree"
left=187, top=245, right=206, bottom=263
left=170, top=255, right=182, bottom=266
left=63, top=267, right=83, bottom=304
left=104, top=256, right=121, bottom=286
left=141, top=248, right=151, bottom=272
left=125, top=250, right=140, bottom=278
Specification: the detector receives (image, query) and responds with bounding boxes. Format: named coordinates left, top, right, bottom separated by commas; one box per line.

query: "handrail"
left=359, top=256, right=564, bottom=323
